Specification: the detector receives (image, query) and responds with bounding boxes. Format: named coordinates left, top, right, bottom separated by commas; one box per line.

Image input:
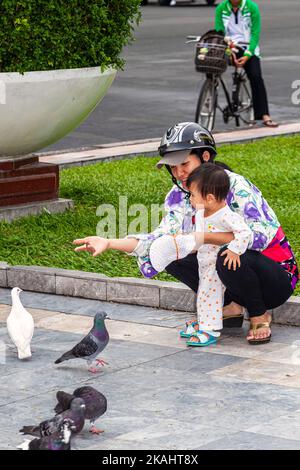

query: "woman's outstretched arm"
left=73, top=236, right=139, bottom=257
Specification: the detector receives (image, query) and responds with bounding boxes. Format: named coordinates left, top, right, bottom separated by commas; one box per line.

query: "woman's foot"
left=222, top=302, right=244, bottom=328
left=262, top=115, right=279, bottom=128
left=247, top=312, right=272, bottom=343
left=222, top=302, right=243, bottom=319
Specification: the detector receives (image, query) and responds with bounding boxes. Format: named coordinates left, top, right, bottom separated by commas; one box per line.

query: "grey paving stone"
left=247, top=409, right=300, bottom=442
left=7, top=267, right=55, bottom=293
left=1, top=303, right=300, bottom=450
left=112, top=363, right=300, bottom=427
left=52, top=336, right=181, bottom=375
left=141, top=348, right=243, bottom=373
left=1, top=327, right=181, bottom=384
left=76, top=420, right=229, bottom=451
left=56, top=276, right=107, bottom=300
left=0, top=288, right=186, bottom=328
left=197, top=431, right=300, bottom=450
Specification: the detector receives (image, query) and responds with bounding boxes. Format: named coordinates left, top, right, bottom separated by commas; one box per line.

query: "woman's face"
left=170, top=151, right=210, bottom=190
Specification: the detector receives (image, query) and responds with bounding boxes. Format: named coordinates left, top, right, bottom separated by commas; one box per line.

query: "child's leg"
left=196, top=254, right=224, bottom=332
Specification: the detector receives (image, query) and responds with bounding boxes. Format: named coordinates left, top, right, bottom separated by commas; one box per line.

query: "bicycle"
left=187, top=33, right=254, bottom=131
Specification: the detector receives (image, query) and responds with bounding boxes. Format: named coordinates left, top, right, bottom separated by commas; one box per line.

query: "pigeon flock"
left=5, top=287, right=110, bottom=451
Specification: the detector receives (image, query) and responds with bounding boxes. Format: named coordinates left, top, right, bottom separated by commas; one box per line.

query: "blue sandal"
left=186, top=331, right=217, bottom=347
left=180, top=321, right=199, bottom=339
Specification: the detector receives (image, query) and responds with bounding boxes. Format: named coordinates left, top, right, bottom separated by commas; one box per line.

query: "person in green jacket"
left=215, top=0, right=278, bottom=127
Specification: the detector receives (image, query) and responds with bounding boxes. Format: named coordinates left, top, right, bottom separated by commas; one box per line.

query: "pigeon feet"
left=90, top=426, right=104, bottom=435
left=88, top=367, right=101, bottom=374
left=95, top=359, right=109, bottom=367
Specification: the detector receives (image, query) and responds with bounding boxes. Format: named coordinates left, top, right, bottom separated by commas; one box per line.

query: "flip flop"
left=180, top=321, right=199, bottom=338
left=247, top=321, right=272, bottom=345
left=186, top=331, right=217, bottom=347
left=223, top=313, right=244, bottom=328
left=263, top=119, right=279, bottom=128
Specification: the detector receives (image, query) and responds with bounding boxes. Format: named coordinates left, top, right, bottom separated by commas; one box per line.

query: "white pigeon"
left=7, top=287, right=34, bottom=359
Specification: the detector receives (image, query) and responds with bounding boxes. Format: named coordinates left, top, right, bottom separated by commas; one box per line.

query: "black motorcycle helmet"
left=157, top=122, right=217, bottom=194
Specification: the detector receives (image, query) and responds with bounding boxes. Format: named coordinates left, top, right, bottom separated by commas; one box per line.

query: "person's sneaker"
left=170, top=0, right=176, bottom=5
left=149, top=234, right=196, bottom=273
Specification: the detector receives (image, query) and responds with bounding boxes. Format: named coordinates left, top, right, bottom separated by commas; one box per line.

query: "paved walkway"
left=39, top=122, right=300, bottom=169
left=0, top=290, right=300, bottom=450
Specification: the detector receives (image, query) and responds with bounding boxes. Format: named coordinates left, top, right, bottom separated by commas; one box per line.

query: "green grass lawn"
left=1, top=135, right=299, bottom=295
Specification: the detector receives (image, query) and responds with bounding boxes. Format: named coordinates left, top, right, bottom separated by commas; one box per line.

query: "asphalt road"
left=45, top=0, right=300, bottom=152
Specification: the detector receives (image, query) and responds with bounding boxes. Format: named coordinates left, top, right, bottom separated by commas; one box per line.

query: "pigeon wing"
left=71, top=333, right=99, bottom=359
left=54, top=391, right=75, bottom=414
left=74, top=386, right=107, bottom=420
left=39, top=415, right=63, bottom=436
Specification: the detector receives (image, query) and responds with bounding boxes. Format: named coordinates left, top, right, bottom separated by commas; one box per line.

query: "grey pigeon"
left=54, top=312, right=109, bottom=373
left=54, top=386, right=107, bottom=434
left=19, top=398, right=86, bottom=437
left=17, top=418, right=74, bottom=450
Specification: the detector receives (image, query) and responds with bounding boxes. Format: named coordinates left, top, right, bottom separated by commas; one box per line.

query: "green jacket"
left=215, top=0, right=261, bottom=58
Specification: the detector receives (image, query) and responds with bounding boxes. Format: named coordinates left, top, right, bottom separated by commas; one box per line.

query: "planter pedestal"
left=0, top=156, right=59, bottom=207
left=0, top=156, right=74, bottom=222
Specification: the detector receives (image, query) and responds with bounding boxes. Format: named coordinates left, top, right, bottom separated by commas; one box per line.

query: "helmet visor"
left=156, top=150, right=191, bottom=169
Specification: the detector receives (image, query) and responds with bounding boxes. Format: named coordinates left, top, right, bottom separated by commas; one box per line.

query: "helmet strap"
left=165, top=165, right=190, bottom=196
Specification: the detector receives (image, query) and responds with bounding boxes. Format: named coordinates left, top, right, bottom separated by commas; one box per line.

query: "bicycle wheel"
left=237, top=78, right=254, bottom=124
left=195, top=78, right=217, bottom=131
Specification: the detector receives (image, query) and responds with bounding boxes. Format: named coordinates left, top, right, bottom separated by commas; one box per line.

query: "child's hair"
left=186, top=162, right=230, bottom=202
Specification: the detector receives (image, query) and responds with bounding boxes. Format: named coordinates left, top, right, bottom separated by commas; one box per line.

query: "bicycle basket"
left=195, top=30, right=229, bottom=75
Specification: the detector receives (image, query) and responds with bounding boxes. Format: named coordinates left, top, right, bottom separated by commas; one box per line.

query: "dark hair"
left=186, top=163, right=230, bottom=202
left=190, top=148, right=232, bottom=171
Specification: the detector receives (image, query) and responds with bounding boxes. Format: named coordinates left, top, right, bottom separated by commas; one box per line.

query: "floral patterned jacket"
left=127, top=170, right=298, bottom=289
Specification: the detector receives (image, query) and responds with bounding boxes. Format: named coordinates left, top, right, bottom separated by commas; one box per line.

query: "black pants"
left=165, top=248, right=293, bottom=318
left=243, top=55, right=269, bottom=120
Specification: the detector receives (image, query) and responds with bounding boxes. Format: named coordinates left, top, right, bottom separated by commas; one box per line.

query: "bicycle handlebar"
left=186, top=35, right=201, bottom=43
left=185, top=35, right=248, bottom=53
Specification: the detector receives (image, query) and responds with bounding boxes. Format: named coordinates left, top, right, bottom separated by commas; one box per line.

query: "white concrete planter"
left=0, top=66, right=116, bottom=156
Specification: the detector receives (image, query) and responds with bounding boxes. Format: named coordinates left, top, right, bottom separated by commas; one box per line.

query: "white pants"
left=196, top=245, right=225, bottom=331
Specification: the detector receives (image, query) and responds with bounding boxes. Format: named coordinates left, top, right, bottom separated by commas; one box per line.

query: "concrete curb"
left=0, top=262, right=299, bottom=326
left=0, top=198, right=74, bottom=222
left=38, top=121, right=300, bottom=169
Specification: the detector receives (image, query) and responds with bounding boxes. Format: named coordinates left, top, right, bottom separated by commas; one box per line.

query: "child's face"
left=188, top=182, right=208, bottom=209
left=189, top=181, right=223, bottom=212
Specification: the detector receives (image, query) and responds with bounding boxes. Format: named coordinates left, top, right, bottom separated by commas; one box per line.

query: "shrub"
left=0, top=0, right=141, bottom=73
